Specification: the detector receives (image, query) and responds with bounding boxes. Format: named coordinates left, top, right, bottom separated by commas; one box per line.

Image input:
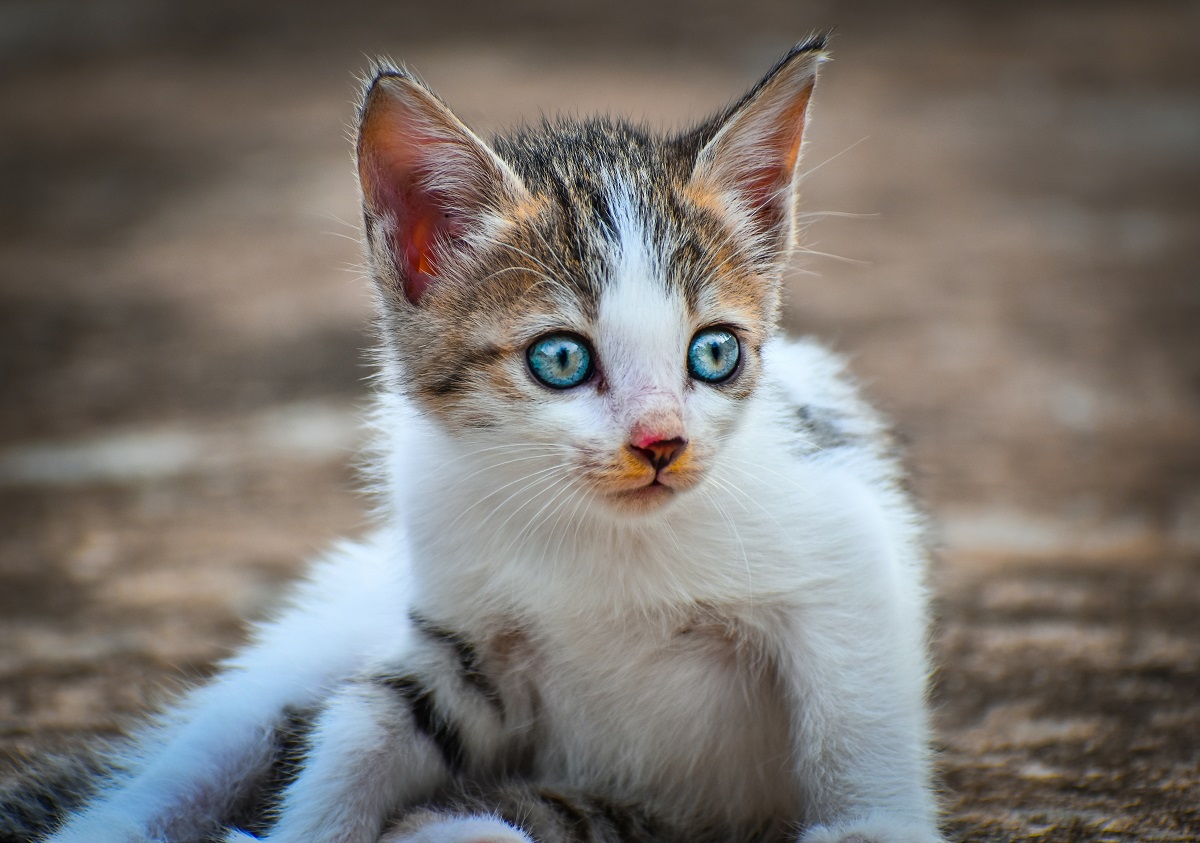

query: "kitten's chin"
left=602, top=481, right=682, bottom=517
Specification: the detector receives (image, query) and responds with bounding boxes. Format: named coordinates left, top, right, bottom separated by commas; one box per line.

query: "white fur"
left=45, top=184, right=937, bottom=843
left=46, top=327, right=936, bottom=842
left=399, top=338, right=934, bottom=834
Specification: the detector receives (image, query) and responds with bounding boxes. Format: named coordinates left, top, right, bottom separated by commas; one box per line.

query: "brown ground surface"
left=0, top=1, right=1197, bottom=840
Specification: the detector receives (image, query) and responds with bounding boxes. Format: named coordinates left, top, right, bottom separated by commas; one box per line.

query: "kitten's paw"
left=800, top=819, right=942, bottom=843
left=380, top=813, right=533, bottom=843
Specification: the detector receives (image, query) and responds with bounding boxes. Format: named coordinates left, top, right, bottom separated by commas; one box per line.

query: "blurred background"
left=0, top=1, right=1197, bottom=840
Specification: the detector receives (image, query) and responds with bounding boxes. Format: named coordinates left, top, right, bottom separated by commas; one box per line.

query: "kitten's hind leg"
left=0, top=747, right=111, bottom=841
left=231, top=820, right=531, bottom=843
left=382, top=813, right=532, bottom=843
left=44, top=679, right=298, bottom=843
left=45, top=534, right=401, bottom=843
left=386, top=783, right=706, bottom=843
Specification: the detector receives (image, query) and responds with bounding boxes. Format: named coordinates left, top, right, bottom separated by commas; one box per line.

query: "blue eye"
left=687, top=328, right=740, bottom=383
left=527, top=333, right=594, bottom=389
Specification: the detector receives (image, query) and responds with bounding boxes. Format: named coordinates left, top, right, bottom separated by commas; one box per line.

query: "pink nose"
left=628, top=437, right=688, bottom=472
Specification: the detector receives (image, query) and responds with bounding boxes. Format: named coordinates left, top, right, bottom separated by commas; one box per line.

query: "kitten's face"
left=357, top=46, right=822, bottom=517
left=396, top=170, right=772, bottom=516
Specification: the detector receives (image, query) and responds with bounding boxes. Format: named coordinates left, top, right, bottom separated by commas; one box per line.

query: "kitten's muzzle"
left=627, top=437, right=688, bottom=474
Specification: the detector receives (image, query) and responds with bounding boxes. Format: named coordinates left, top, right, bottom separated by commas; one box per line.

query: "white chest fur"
left=471, top=607, right=799, bottom=831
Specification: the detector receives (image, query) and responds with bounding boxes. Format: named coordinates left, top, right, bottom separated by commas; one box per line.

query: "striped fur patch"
left=409, top=612, right=503, bottom=710
left=377, top=674, right=467, bottom=774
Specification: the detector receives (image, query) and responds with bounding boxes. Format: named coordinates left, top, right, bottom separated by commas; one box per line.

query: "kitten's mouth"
left=607, top=476, right=677, bottom=508
left=595, top=454, right=703, bottom=513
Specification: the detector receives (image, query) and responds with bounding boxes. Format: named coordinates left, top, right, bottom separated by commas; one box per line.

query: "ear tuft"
left=690, top=39, right=827, bottom=265
left=357, top=67, right=529, bottom=305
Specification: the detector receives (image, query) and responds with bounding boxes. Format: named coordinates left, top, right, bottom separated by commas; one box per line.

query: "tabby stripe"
left=0, top=749, right=108, bottom=841
left=586, top=190, right=616, bottom=238
left=378, top=674, right=466, bottom=773
left=426, top=345, right=504, bottom=397
left=594, top=796, right=651, bottom=843
left=408, top=612, right=503, bottom=710
left=426, top=376, right=463, bottom=399
left=546, top=178, right=596, bottom=279
left=537, top=790, right=596, bottom=843
left=228, top=704, right=318, bottom=835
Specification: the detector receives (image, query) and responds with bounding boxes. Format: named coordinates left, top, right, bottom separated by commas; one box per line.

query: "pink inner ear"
left=361, top=147, right=462, bottom=305
left=738, top=102, right=809, bottom=235
left=359, top=75, right=530, bottom=307
left=358, top=80, right=480, bottom=306
left=740, top=163, right=791, bottom=223
left=700, top=77, right=813, bottom=241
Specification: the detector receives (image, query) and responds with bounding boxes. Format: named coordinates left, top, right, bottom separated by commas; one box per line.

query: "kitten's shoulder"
left=760, top=336, right=897, bottom=463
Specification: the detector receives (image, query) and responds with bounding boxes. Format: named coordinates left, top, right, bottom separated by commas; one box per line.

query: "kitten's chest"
left=481, top=609, right=798, bottom=828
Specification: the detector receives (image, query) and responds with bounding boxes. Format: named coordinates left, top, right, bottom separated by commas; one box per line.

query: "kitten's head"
left=357, top=40, right=825, bottom=517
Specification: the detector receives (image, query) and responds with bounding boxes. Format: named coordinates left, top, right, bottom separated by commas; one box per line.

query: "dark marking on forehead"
left=492, top=118, right=700, bottom=296
left=494, top=117, right=695, bottom=192
left=519, top=209, right=603, bottom=323
left=586, top=190, right=616, bottom=238
left=670, top=235, right=708, bottom=316
left=492, top=116, right=776, bottom=332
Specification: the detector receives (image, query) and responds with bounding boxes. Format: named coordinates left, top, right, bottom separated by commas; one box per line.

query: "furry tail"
left=0, top=748, right=111, bottom=842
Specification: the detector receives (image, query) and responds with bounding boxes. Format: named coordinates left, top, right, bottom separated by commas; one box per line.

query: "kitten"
left=11, top=36, right=941, bottom=843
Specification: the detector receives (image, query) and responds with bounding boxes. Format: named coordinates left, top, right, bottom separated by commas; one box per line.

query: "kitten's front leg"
left=777, top=557, right=941, bottom=842
left=779, top=602, right=942, bottom=843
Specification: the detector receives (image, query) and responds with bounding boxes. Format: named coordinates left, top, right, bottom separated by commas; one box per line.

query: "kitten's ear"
left=357, top=66, right=531, bottom=305
left=689, top=38, right=827, bottom=264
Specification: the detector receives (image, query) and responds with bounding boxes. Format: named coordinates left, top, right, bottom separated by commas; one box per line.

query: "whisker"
left=474, top=234, right=564, bottom=283
left=547, top=479, right=593, bottom=571
left=520, top=222, right=580, bottom=285
left=708, top=466, right=786, bottom=532
left=468, top=466, right=573, bottom=547
left=442, top=463, right=571, bottom=532
left=703, top=472, right=754, bottom=517
left=710, top=443, right=818, bottom=502
left=793, top=210, right=878, bottom=221
left=432, top=451, right=571, bottom=491
left=531, top=481, right=587, bottom=572
left=567, top=485, right=598, bottom=565
left=474, top=264, right=559, bottom=288
left=793, top=245, right=871, bottom=266
left=797, top=136, right=868, bottom=181
left=411, top=441, right=575, bottom=473
left=489, top=470, right=577, bottom=561
left=696, top=484, right=753, bottom=597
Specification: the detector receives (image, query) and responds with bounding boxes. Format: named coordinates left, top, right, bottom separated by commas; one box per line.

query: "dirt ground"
left=1, top=1, right=1197, bottom=840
